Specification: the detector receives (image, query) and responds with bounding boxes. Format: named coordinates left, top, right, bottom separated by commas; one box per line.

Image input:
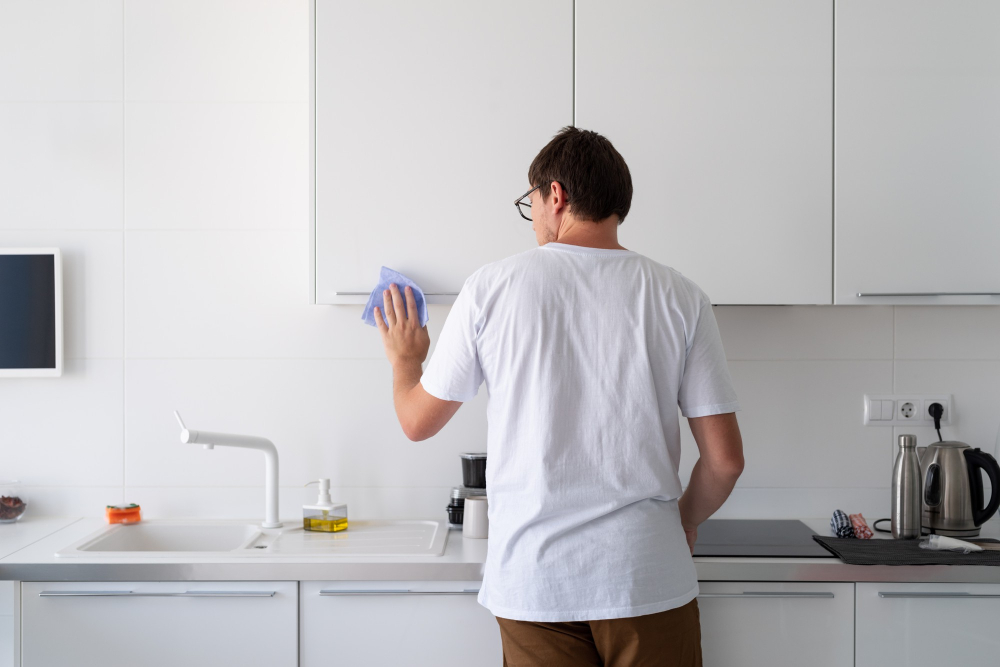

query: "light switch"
left=869, top=399, right=882, bottom=421
left=881, top=400, right=895, bottom=420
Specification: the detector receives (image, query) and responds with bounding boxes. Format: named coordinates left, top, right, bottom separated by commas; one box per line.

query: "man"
left=374, top=127, right=744, bottom=666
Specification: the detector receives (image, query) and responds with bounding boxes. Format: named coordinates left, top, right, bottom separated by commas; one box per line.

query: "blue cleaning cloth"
left=361, top=266, right=429, bottom=327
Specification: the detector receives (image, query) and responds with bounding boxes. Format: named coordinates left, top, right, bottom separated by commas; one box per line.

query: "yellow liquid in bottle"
left=303, top=508, right=348, bottom=532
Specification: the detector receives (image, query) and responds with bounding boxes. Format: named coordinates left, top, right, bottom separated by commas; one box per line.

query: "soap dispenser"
left=303, top=479, right=348, bottom=532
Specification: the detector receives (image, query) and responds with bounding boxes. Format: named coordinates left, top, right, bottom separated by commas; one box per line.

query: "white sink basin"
left=56, top=519, right=448, bottom=558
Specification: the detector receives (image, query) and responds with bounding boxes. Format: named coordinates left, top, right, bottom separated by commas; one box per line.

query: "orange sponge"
left=106, top=504, right=141, bottom=524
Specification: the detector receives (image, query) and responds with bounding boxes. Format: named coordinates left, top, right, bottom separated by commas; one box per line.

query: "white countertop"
left=2, top=516, right=999, bottom=583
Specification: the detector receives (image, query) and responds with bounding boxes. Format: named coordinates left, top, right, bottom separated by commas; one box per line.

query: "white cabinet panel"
left=313, top=0, right=572, bottom=304
left=576, top=0, right=833, bottom=305
left=835, top=1, right=1000, bottom=305
left=697, top=581, right=854, bottom=667
left=856, top=582, right=1000, bottom=666
left=21, top=581, right=297, bottom=667
left=300, top=581, right=502, bottom=666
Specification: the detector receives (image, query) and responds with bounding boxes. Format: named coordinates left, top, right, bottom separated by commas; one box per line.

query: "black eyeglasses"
left=514, top=183, right=569, bottom=222
left=514, top=185, right=541, bottom=222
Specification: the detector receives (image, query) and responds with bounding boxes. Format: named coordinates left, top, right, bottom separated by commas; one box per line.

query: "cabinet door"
left=856, top=582, right=1000, bottom=666
left=312, top=0, right=572, bottom=304
left=697, top=581, right=854, bottom=667
left=21, top=581, right=297, bottom=667
left=300, top=581, right=502, bottom=666
left=835, top=1, right=1000, bottom=304
left=575, top=1, right=833, bottom=305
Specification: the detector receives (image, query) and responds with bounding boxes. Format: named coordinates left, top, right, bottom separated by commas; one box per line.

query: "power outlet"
left=864, top=394, right=952, bottom=427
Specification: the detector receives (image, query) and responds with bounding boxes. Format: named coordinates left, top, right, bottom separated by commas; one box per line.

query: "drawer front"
left=21, top=581, right=297, bottom=667
left=300, top=580, right=501, bottom=667
left=856, top=582, right=1000, bottom=667
left=698, top=581, right=854, bottom=667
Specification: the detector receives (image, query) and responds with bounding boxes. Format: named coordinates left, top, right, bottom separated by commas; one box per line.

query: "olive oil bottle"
left=303, top=479, right=348, bottom=532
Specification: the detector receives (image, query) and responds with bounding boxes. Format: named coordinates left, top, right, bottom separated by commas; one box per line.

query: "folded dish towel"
left=361, top=266, right=429, bottom=328
left=830, top=509, right=854, bottom=538
left=849, top=513, right=874, bottom=539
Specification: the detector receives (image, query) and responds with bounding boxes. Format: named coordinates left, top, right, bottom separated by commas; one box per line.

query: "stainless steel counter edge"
left=5, top=558, right=1000, bottom=584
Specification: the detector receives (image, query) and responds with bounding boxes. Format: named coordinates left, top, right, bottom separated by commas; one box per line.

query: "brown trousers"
left=495, top=599, right=702, bottom=667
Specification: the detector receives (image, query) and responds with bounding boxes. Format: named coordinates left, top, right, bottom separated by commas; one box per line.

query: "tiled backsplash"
left=2, top=1, right=998, bottom=522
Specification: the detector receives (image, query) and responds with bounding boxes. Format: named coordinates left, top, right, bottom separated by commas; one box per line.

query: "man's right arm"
left=678, top=412, right=745, bottom=552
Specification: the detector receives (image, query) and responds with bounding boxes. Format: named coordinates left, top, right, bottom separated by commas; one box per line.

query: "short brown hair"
left=527, top=126, right=632, bottom=225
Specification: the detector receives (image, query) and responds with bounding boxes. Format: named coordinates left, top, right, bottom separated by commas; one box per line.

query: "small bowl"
left=0, top=482, right=28, bottom=523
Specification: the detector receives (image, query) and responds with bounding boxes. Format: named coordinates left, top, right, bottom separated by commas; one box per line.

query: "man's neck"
left=550, top=215, right=626, bottom=250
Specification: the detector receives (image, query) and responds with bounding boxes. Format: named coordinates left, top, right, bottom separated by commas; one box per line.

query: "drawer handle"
left=318, top=589, right=480, bottom=596
left=878, top=592, right=1000, bottom=599
left=857, top=292, right=1000, bottom=298
left=333, top=292, right=460, bottom=296
left=698, top=592, right=835, bottom=599
left=39, top=591, right=277, bottom=598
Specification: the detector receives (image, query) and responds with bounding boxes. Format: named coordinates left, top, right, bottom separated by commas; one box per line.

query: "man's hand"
left=374, top=283, right=430, bottom=367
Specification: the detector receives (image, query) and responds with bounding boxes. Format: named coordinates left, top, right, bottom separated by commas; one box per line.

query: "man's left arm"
left=375, top=283, right=462, bottom=441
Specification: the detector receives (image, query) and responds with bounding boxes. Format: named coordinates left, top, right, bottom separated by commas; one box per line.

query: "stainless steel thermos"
left=891, top=434, right=922, bottom=539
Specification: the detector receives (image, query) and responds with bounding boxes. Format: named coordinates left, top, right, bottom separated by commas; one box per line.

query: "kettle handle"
left=964, top=448, right=1000, bottom=527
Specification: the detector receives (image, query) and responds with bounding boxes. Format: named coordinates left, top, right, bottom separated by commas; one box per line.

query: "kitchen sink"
left=56, top=519, right=448, bottom=558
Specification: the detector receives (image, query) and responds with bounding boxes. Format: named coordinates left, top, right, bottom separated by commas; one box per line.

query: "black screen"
left=0, top=254, right=56, bottom=369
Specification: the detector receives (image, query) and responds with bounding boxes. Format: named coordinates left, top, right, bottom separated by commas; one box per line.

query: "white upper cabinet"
left=835, top=1, right=1000, bottom=305
left=312, top=0, right=572, bottom=304
left=575, top=0, right=833, bottom=305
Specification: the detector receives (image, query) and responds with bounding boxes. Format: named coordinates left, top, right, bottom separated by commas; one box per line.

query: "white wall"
left=1, top=0, right=999, bottom=525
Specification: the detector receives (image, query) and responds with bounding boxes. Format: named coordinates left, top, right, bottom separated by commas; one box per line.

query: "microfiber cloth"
left=361, top=266, right=429, bottom=327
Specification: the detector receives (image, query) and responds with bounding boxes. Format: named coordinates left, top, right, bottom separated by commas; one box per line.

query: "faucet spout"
left=173, top=411, right=282, bottom=529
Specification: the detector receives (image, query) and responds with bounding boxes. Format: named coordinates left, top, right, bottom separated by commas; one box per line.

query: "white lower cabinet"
left=20, top=581, right=297, bottom=667
left=856, top=582, right=1000, bottom=666
left=697, top=581, right=854, bottom=667
left=300, top=580, right=502, bottom=666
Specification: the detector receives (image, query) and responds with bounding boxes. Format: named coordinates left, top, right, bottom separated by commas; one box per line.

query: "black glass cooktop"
left=692, top=519, right=831, bottom=558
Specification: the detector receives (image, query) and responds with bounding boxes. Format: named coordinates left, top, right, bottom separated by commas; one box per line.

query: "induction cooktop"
left=691, top=519, right=831, bottom=558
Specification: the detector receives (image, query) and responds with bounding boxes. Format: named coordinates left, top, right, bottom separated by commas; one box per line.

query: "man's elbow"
left=720, top=453, right=745, bottom=481
left=401, top=417, right=435, bottom=442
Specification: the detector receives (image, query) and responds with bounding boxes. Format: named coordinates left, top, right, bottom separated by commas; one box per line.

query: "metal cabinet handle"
left=318, top=589, right=480, bottom=596
left=878, top=592, right=1000, bottom=599
left=698, top=592, right=835, bottom=599
left=333, top=292, right=460, bottom=296
left=857, top=292, right=1000, bottom=297
left=39, top=591, right=276, bottom=598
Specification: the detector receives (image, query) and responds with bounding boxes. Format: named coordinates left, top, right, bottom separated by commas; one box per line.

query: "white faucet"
left=173, top=411, right=282, bottom=529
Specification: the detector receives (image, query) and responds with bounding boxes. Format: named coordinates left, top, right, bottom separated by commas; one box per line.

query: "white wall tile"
left=894, top=360, right=1000, bottom=452
left=0, top=103, right=123, bottom=230
left=678, top=360, right=895, bottom=488
left=124, top=230, right=452, bottom=359
left=0, top=0, right=122, bottom=102
left=127, top=485, right=455, bottom=522
left=125, top=103, right=308, bottom=230
left=895, top=306, right=1000, bottom=360
left=0, top=231, right=122, bottom=359
left=0, top=360, right=123, bottom=487
left=715, top=305, right=894, bottom=360
left=7, top=486, right=123, bottom=518
left=125, top=359, right=487, bottom=489
left=125, top=0, right=308, bottom=102
left=709, top=487, right=891, bottom=523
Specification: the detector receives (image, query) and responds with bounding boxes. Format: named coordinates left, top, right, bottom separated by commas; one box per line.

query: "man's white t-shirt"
left=420, top=242, right=740, bottom=623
